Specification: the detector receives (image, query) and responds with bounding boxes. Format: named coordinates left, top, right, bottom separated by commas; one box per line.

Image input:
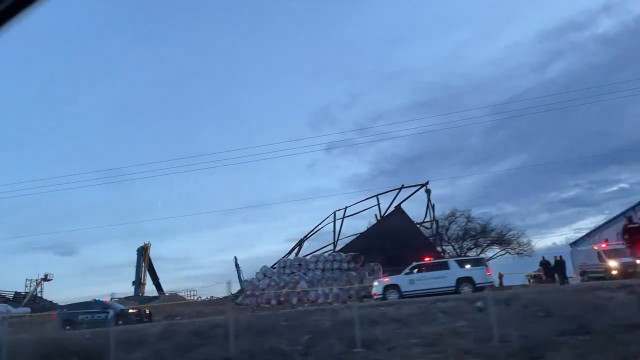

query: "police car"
left=54, top=299, right=152, bottom=330
left=371, top=256, right=495, bottom=300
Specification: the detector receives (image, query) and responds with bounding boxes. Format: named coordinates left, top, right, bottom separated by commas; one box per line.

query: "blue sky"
left=1, top=0, right=640, bottom=303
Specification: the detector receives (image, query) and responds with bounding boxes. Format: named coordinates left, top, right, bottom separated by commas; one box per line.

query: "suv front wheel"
left=383, top=285, right=402, bottom=301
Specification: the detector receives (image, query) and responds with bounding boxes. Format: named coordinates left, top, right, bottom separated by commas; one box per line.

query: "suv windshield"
left=104, top=301, right=127, bottom=310
left=602, top=248, right=631, bottom=259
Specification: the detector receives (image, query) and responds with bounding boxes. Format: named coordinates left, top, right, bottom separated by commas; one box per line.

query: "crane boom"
left=132, top=243, right=165, bottom=296
left=20, top=273, right=52, bottom=307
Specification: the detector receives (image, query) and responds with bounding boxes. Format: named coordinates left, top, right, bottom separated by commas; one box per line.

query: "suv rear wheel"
left=456, top=279, right=475, bottom=294
left=383, top=285, right=402, bottom=300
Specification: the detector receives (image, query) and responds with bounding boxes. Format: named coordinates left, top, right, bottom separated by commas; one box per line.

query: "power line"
left=3, top=77, right=640, bottom=188
left=2, top=147, right=629, bottom=240
left=4, top=86, right=639, bottom=195
left=3, top=189, right=386, bottom=239
left=533, top=232, right=585, bottom=240
left=2, top=91, right=638, bottom=200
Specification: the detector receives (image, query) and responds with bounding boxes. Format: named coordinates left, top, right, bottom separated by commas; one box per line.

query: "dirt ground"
left=5, top=280, right=640, bottom=359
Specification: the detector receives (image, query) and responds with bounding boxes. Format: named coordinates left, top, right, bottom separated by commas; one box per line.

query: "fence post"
left=351, top=302, right=365, bottom=352
left=1, top=316, right=8, bottom=360
left=108, top=312, right=116, bottom=360
left=226, top=280, right=236, bottom=357
left=485, top=289, right=500, bottom=345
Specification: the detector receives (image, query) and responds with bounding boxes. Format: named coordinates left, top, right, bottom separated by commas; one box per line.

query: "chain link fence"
left=2, top=279, right=640, bottom=359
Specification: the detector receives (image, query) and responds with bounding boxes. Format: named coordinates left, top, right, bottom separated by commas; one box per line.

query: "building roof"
left=338, top=206, right=440, bottom=273
left=569, top=200, right=640, bottom=247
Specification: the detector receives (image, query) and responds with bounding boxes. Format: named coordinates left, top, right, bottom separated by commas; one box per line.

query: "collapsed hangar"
left=277, top=182, right=441, bottom=275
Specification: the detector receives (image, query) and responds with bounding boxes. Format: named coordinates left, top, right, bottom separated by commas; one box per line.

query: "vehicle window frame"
left=602, top=248, right=630, bottom=259
left=94, top=301, right=110, bottom=310
left=454, top=258, right=486, bottom=268
left=406, top=264, right=422, bottom=274
left=420, top=261, right=450, bottom=273
left=105, top=301, right=127, bottom=310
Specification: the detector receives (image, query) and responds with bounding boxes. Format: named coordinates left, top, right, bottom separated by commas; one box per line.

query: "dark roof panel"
left=339, top=206, right=440, bottom=274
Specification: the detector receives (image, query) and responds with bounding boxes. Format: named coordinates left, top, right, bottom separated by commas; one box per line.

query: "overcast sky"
left=1, top=1, right=639, bottom=303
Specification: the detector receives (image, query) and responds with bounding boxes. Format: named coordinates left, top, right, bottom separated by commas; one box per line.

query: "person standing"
left=558, top=255, right=568, bottom=285
left=553, top=256, right=561, bottom=284
left=540, top=256, right=554, bottom=283
left=539, top=256, right=546, bottom=281
left=623, top=216, right=640, bottom=257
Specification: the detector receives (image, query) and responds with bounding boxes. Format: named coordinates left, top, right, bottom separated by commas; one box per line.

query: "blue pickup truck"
left=54, top=299, right=152, bottom=331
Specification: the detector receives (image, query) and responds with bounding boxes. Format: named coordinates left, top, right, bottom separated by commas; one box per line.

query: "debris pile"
left=236, top=252, right=382, bottom=306
left=153, top=293, right=188, bottom=304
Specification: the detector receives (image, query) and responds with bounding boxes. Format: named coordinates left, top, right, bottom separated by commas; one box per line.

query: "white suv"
left=371, top=257, right=494, bottom=300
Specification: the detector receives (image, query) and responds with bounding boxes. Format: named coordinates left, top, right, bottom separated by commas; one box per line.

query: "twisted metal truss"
left=276, top=181, right=438, bottom=266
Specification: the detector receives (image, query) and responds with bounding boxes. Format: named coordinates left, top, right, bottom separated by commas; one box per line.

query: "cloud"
left=307, top=92, right=361, bottom=132
left=24, top=241, right=80, bottom=257
left=311, top=9, right=640, bottom=249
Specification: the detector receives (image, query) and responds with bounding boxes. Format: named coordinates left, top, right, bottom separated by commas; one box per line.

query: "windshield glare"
left=602, top=248, right=631, bottom=259
left=105, top=301, right=127, bottom=310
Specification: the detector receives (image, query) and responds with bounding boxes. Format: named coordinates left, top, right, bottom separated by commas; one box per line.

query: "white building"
left=569, top=200, right=640, bottom=249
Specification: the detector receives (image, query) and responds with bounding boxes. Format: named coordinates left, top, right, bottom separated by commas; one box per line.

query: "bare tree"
left=435, top=209, right=533, bottom=261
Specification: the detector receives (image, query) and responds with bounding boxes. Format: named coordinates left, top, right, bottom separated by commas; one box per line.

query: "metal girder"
left=383, top=185, right=404, bottom=216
